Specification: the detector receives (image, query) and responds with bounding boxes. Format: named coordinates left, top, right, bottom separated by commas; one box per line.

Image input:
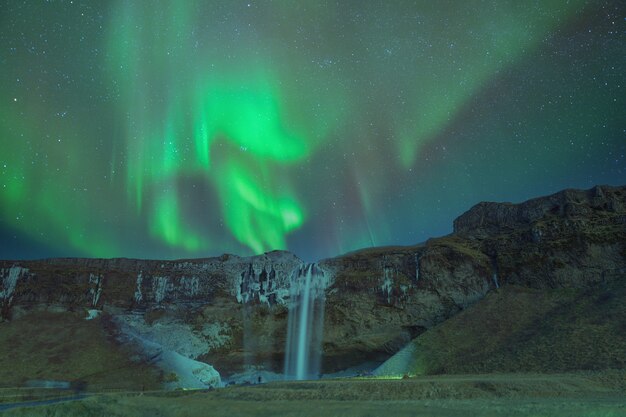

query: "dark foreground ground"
left=1, top=371, right=624, bottom=417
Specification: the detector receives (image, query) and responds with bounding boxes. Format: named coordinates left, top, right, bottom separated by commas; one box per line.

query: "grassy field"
left=376, top=278, right=626, bottom=377
left=0, top=311, right=162, bottom=393
left=1, top=372, right=625, bottom=416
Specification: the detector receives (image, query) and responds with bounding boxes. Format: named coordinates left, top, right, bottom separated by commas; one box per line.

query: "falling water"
left=490, top=256, right=500, bottom=289
left=284, top=263, right=328, bottom=380
left=492, top=272, right=500, bottom=289
left=415, top=253, right=420, bottom=282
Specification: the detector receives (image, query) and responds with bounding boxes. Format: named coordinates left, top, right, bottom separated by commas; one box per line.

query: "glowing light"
left=0, top=0, right=621, bottom=260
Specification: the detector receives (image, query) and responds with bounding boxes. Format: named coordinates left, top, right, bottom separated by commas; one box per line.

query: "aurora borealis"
left=0, top=1, right=624, bottom=261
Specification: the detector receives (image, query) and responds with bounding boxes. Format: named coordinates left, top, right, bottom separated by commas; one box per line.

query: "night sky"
left=0, top=1, right=624, bottom=261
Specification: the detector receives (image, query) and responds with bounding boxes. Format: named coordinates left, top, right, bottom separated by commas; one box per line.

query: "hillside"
left=375, top=274, right=626, bottom=376
left=0, top=185, right=624, bottom=386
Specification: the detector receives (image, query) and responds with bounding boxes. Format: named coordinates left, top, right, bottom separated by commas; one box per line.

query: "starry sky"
left=0, top=0, right=624, bottom=261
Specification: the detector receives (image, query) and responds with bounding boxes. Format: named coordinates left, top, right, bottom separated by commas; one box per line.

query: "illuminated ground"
left=2, top=372, right=624, bottom=417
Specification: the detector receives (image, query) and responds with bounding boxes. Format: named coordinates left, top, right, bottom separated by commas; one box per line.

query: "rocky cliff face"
left=0, top=251, right=305, bottom=377
left=453, top=185, right=625, bottom=236
left=1, top=185, right=624, bottom=380
left=316, top=185, right=625, bottom=371
left=1, top=251, right=301, bottom=313
left=317, top=242, right=493, bottom=371
left=453, top=185, right=625, bottom=288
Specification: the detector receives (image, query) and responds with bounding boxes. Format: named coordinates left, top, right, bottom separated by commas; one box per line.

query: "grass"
left=0, top=311, right=162, bottom=394
left=389, top=278, right=626, bottom=376
left=426, top=235, right=487, bottom=261
left=1, top=373, right=625, bottom=416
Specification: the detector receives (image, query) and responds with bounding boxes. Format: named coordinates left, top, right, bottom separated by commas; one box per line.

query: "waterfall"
left=284, top=263, right=328, bottom=380
left=415, top=253, right=420, bottom=282
left=490, top=255, right=500, bottom=289
left=381, top=267, right=393, bottom=304
left=88, top=273, right=103, bottom=307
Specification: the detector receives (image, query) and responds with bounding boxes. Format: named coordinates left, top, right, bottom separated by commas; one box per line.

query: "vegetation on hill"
left=0, top=311, right=161, bottom=392
left=380, top=276, right=626, bottom=376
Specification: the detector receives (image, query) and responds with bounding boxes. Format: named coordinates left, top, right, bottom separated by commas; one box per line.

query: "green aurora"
left=0, top=0, right=624, bottom=260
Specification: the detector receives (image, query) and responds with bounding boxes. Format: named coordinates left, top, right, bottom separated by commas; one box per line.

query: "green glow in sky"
left=106, top=2, right=317, bottom=254
left=0, top=0, right=623, bottom=260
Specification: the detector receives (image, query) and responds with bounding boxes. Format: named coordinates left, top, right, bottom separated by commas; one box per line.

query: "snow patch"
left=180, top=276, right=200, bottom=296
left=115, top=316, right=221, bottom=389
left=117, top=314, right=230, bottom=359
left=237, top=264, right=288, bottom=305
left=134, top=272, right=143, bottom=303
left=189, top=361, right=221, bottom=387
left=231, top=253, right=305, bottom=306
left=201, top=322, right=231, bottom=350
left=85, top=309, right=101, bottom=320
left=88, top=273, right=103, bottom=307
left=0, top=266, right=28, bottom=302
left=153, top=276, right=171, bottom=304
left=381, top=267, right=394, bottom=304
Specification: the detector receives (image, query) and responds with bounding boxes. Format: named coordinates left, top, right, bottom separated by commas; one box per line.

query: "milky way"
left=0, top=1, right=624, bottom=261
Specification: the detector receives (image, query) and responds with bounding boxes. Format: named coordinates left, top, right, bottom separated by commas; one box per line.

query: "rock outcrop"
left=1, top=251, right=301, bottom=312
left=1, top=185, right=624, bottom=380
left=453, top=185, right=625, bottom=288
left=453, top=185, right=624, bottom=236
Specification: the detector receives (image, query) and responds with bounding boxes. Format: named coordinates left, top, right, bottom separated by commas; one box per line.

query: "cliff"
left=0, top=251, right=302, bottom=314
left=453, top=185, right=625, bottom=288
left=1, top=185, right=624, bottom=382
left=453, top=185, right=625, bottom=236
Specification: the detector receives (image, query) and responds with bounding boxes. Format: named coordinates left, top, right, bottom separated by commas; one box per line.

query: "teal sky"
left=0, top=0, right=624, bottom=261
